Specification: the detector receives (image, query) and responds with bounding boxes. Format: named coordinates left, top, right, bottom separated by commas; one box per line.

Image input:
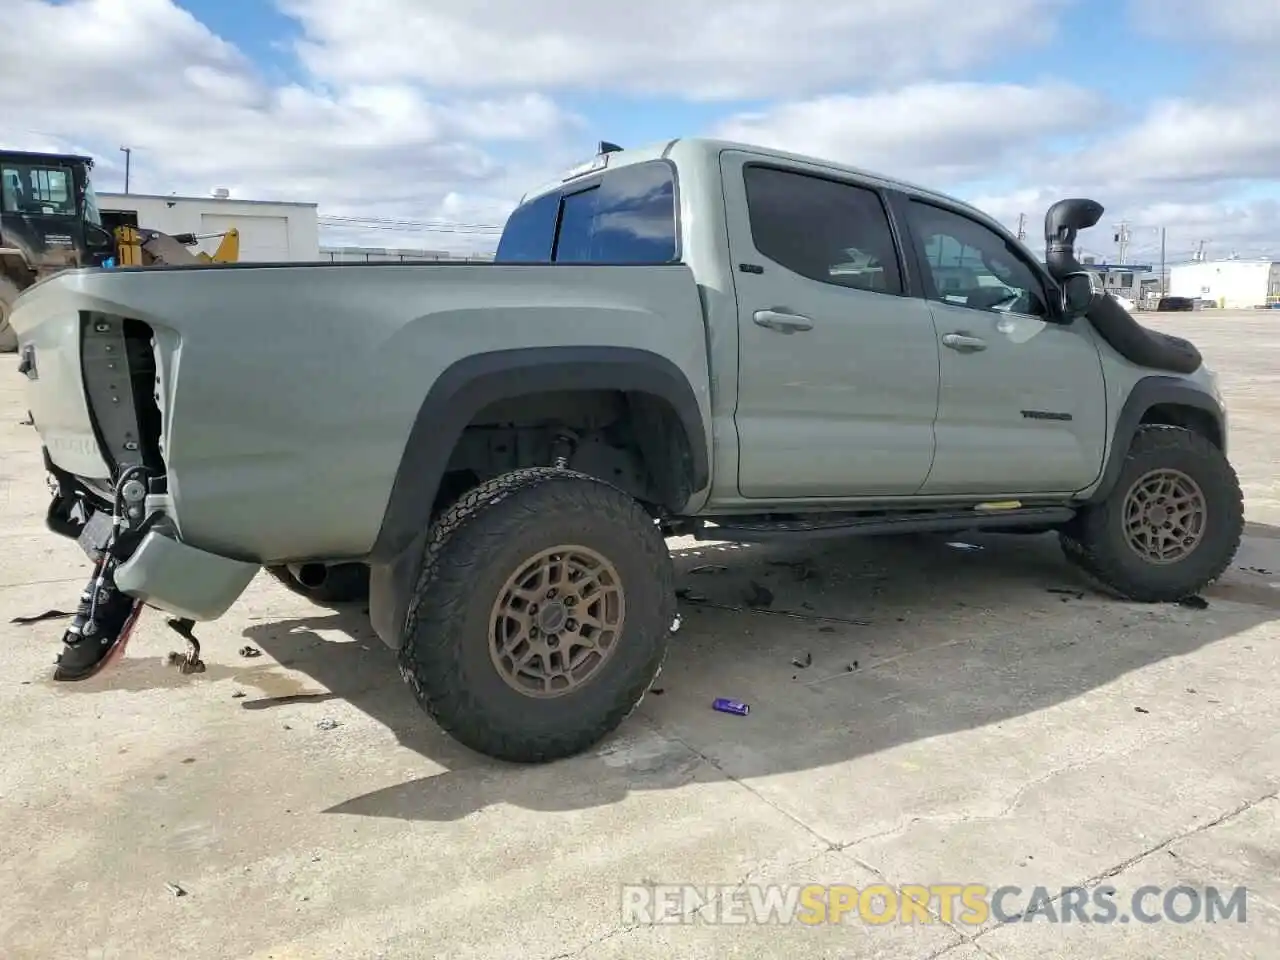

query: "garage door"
left=201, top=213, right=290, bottom=262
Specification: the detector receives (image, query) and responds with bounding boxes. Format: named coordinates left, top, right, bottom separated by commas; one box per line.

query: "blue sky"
left=5, top=0, right=1278, bottom=260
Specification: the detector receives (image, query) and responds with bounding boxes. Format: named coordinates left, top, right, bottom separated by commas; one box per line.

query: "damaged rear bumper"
left=46, top=457, right=258, bottom=622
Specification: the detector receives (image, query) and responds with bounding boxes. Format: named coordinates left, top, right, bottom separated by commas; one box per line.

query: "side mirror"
left=1060, top=272, right=1101, bottom=321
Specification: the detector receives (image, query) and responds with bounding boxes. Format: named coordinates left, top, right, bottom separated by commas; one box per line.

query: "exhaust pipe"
left=287, top=563, right=329, bottom=589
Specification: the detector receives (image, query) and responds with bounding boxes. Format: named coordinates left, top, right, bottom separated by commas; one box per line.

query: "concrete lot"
left=2, top=311, right=1278, bottom=959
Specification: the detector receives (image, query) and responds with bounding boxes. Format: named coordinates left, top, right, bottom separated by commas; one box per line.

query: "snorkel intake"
left=1042, top=198, right=1202, bottom=374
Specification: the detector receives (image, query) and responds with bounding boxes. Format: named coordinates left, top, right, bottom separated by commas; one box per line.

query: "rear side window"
left=495, top=159, right=678, bottom=264
left=494, top=190, right=560, bottom=262
left=743, top=165, right=903, bottom=295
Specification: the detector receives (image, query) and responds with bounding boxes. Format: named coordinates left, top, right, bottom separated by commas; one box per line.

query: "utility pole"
left=1159, top=226, right=1167, bottom=297
left=1113, top=221, right=1131, bottom=265
left=1194, top=239, right=1208, bottom=262
left=119, top=146, right=132, bottom=194
left=1016, top=213, right=1027, bottom=242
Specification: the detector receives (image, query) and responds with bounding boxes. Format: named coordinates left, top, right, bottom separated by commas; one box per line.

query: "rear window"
left=495, top=159, right=678, bottom=264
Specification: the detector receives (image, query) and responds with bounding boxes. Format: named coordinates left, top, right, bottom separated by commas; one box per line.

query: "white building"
left=1168, top=259, right=1280, bottom=309
left=97, top=191, right=319, bottom=262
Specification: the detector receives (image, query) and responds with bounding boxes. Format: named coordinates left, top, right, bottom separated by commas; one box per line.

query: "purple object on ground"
left=713, top=698, right=750, bottom=716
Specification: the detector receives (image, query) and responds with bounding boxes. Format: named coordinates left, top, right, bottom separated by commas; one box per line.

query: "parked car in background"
left=1157, top=296, right=1196, bottom=312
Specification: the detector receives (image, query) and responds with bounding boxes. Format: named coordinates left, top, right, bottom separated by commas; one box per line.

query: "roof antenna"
left=597, top=141, right=623, bottom=155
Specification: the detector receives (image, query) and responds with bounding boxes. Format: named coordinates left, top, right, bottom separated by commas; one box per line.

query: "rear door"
left=722, top=152, right=941, bottom=499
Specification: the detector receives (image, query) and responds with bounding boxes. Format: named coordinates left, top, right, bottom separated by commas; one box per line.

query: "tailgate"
left=10, top=275, right=113, bottom=481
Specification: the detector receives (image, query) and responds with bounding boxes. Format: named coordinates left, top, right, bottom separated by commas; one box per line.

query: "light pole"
left=119, top=146, right=132, bottom=194
left=1159, top=226, right=1167, bottom=298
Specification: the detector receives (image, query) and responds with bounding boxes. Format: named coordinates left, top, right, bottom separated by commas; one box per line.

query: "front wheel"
left=1061, top=425, right=1243, bottom=601
left=398, top=468, right=675, bottom=763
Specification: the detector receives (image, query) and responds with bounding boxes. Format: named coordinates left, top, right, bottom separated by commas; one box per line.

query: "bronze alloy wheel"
left=1121, top=467, right=1207, bottom=565
left=488, top=544, right=626, bottom=698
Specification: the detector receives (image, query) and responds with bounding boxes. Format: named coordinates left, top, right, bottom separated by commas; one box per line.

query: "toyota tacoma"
left=9, top=138, right=1242, bottom=762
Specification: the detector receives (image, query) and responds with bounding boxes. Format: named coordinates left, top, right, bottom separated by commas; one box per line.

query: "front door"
left=900, top=197, right=1108, bottom=496
left=722, top=153, right=941, bottom=499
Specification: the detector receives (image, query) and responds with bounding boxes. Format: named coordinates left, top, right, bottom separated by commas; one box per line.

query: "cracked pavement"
left=2, top=312, right=1279, bottom=959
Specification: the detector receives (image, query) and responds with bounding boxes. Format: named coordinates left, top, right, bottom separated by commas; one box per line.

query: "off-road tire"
left=265, top=563, right=370, bottom=604
left=398, top=467, right=675, bottom=763
left=0, top=275, right=21, bottom=353
left=1060, top=425, right=1243, bottom=601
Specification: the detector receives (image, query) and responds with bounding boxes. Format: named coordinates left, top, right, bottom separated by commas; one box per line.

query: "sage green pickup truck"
left=10, top=138, right=1242, bottom=763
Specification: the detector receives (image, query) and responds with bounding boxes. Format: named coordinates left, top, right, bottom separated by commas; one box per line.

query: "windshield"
left=0, top=163, right=77, bottom=217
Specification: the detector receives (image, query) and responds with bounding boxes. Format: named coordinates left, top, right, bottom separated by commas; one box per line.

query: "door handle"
left=753, top=309, right=814, bottom=333
left=941, top=333, right=987, bottom=352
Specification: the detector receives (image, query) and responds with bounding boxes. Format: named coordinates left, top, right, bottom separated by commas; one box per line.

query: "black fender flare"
left=368, top=345, right=709, bottom=564
left=1089, top=375, right=1225, bottom=504
left=364, top=345, right=708, bottom=650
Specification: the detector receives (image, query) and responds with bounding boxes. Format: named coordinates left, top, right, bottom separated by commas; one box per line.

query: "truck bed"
left=12, top=261, right=710, bottom=564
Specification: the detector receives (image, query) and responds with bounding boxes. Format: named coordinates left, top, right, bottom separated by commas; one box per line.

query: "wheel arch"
left=368, top=345, right=710, bottom=566
left=1090, top=375, right=1226, bottom=505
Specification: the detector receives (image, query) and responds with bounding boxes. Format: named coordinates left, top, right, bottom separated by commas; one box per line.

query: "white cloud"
left=2, top=0, right=1277, bottom=262
left=0, top=0, right=582, bottom=250
left=281, top=0, right=1067, bottom=100
left=1130, top=0, right=1280, bottom=46
left=1065, top=98, right=1280, bottom=189
left=712, top=82, right=1104, bottom=185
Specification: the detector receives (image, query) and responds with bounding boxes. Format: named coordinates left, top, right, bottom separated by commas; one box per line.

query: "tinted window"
left=909, top=201, right=1049, bottom=317
left=586, top=160, right=677, bottom=263
left=494, top=160, right=678, bottom=265
left=553, top=187, right=599, bottom=262
left=743, top=166, right=902, bottom=295
left=494, top=189, right=560, bottom=262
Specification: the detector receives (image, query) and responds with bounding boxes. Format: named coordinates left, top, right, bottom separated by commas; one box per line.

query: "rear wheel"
left=1061, top=425, right=1243, bottom=601
left=398, top=468, right=675, bottom=763
left=0, top=275, right=22, bottom=353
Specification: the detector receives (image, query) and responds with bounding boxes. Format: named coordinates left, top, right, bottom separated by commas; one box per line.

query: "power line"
left=319, top=213, right=504, bottom=229
left=318, top=220, right=503, bottom=237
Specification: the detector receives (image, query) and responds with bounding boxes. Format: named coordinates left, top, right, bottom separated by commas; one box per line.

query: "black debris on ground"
left=239, top=645, right=262, bottom=658
left=744, top=581, right=774, bottom=608
left=9, top=609, right=74, bottom=625
left=1176, top=595, right=1209, bottom=610
left=1134, top=706, right=1150, bottom=714
left=791, top=652, right=813, bottom=669
left=1047, top=588, right=1086, bottom=600
left=164, top=882, right=187, bottom=897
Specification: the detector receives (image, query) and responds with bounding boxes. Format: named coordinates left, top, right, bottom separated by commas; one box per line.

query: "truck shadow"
left=240, top=527, right=1280, bottom=823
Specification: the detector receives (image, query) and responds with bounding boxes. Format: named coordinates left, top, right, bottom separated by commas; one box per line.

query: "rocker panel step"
left=696, top=506, right=1077, bottom=543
